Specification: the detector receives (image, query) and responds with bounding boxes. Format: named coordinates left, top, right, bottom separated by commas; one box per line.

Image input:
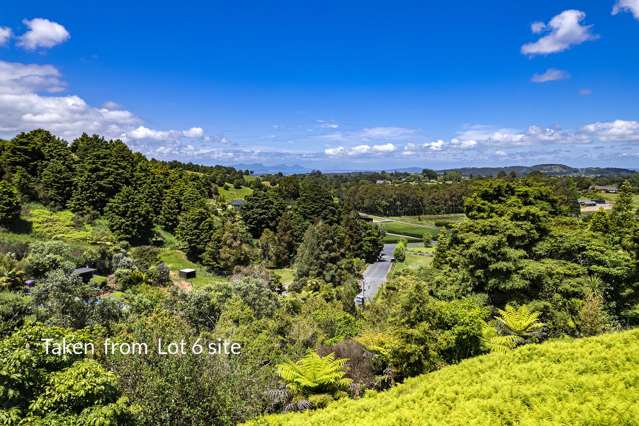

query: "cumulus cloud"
left=521, top=10, right=597, bottom=56
left=579, top=88, right=593, bottom=96
left=0, top=59, right=208, bottom=147
left=424, top=140, right=445, bottom=151
left=582, top=120, right=639, bottom=142
left=531, top=68, right=570, bottom=83
left=18, top=18, right=70, bottom=50
left=0, top=27, right=12, bottom=46
left=613, top=0, right=639, bottom=19
left=124, top=126, right=206, bottom=141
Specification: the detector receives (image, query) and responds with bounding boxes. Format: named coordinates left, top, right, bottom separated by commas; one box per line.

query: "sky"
left=1, top=0, right=639, bottom=171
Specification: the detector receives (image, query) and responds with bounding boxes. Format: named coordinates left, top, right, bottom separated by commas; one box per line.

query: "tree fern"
left=277, top=352, right=352, bottom=398
left=495, top=305, right=543, bottom=338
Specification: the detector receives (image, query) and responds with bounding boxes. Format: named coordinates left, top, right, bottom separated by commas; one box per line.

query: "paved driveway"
left=361, top=244, right=395, bottom=301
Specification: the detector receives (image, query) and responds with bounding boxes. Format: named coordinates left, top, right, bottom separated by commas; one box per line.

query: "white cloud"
left=125, top=125, right=206, bottom=141
left=324, top=146, right=345, bottom=156
left=0, top=59, right=208, bottom=147
left=613, top=0, right=639, bottom=19
left=495, top=150, right=507, bottom=157
left=317, top=120, right=339, bottom=129
left=18, top=18, right=70, bottom=50
left=521, top=10, right=597, bottom=56
left=582, top=120, right=639, bottom=142
left=579, top=88, right=592, bottom=96
left=324, top=143, right=396, bottom=157
left=424, top=140, right=445, bottom=151
left=372, top=143, right=396, bottom=153
left=531, top=68, right=570, bottom=83
left=183, top=127, right=204, bottom=138
left=451, top=138, right=478, bottom=149
left=0, top=27, right=12, bottom=46
left=0, top=61, right=66, bottom=94
left=531, top=22, right=546, bottom=33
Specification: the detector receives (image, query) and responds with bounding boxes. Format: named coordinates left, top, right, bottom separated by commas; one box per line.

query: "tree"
left=105, top=186, right=155, bottom=245
left=176, top=205, right=216, bottom=261
left=494, top=305, right=543, bottom=340
left=241, top=190, right=286, bottom=238
left=611, top=180, right=635, bottom=240
left=30, top=269, right=99, bottom=328
left=393, top=240, right=407, bottom=262
left=0, top=181, right=20, bottom=226
left=202, top=216, right=256, bottom=273
left=295, top=222, right=351, bottom=285
left=342, top=211, right=383, bottom=263
left=274, top=208, right=308, bottom=267
left=296, top=176, right=338, bottom=223
left=421, top=168, right=438, bottom=180
left=39, top=159, right=74, bottom=208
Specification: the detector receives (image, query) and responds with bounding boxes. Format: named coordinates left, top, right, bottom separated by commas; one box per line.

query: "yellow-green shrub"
left=246, top=328, right=639, bottom=425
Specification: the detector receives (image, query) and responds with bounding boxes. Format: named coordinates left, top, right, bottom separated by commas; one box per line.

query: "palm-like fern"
left=495, top=305, right=543, bottom=338
left=0, top=254, right=24, bottom=291
left=277, top=351, right=352, bottom=397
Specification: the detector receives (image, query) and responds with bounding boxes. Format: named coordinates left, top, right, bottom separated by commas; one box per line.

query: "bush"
left=252, top=329, right=639, bottom=425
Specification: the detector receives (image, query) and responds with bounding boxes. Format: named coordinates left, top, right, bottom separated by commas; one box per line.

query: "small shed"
left=72, top=267, right=97, bottom=283
left=179, top=268, right=197, bottom=279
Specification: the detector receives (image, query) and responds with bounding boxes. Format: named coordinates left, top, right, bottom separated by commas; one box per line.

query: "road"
left=361, top=244, right=395, bottom=301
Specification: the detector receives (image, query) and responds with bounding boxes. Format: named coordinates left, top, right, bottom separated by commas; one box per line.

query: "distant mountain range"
left=437, top=164, right=637, bottom=177
left=233, top=163, right=636, bottom=176
left=232, top=163, right=312, bottom=175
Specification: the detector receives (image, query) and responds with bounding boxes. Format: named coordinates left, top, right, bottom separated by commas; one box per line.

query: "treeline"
left=345, top=182, right=469, bottom=216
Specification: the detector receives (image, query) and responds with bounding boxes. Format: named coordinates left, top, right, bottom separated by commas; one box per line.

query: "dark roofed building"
left=72, top=267, right=97, bottom=283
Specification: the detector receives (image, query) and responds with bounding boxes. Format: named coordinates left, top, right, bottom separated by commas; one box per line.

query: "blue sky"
left=1, top=0, right=639, bottom=170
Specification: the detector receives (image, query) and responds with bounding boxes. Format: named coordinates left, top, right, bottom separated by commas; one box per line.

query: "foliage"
left=0, top=181, right=21, bottom=226
left=241, top=190, right=286, bottom=238
left=203, top=216, right=257, bottom=273
left=24, top=240, right=76, bottom=278
left=105, top=186, right=155, bottom=244
left=392, top=240, right=406, bottom=262
left=250, top=329, right=639, bottom=425
left=277, top=352, right=352, bottom=398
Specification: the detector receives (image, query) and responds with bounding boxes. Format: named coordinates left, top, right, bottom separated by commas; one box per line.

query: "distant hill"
left=232, top=163, right=312, bottom=175
left=248, top=329, right=639, bottom=426
left=439, top=164, right=636, bottom=177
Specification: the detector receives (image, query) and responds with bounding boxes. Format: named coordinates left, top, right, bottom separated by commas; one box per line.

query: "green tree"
left=393, top=240, right=407, bottom=262
left=39, top=159, right=75, bottom=208
left=202, top=216, right=256, bottom=273
left=274, top=208, right=307, bottom=266
left=241, top=190, right=286, bottom=238
left=176, top=205, right=216, bottom=260
left=295, top=222, right=352, bottom=285
left=611, top=180, right=635, bottom=240
left=0, top=181, right=21, bottom=226
left=105, top=186, right=155, bottom=244
left=296, top=176, right=338, bottom=223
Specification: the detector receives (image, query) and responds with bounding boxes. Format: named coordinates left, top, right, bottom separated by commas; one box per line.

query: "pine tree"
left=0, top=181, right=21, bottom=226
left=105, top=186, right=154, bottom=244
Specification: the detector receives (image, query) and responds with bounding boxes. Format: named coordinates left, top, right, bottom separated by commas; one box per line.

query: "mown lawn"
left=218, top=186, right=254, bottom=202
left=271, top=268, right=295, bottom=287
left=158, top=248, right=229, bottom=290
left=249, top=328, right=639, bottom=425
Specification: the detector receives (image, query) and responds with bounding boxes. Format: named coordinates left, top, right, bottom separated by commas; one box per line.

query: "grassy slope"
left=218, top=186, right=254, bottom=202
left=249, top=329, right=639, bottom=426
left=364, top=213, right=466, bottom=242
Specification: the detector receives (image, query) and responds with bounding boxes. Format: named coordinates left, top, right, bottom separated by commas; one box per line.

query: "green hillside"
left=248, top=329, right=639, bottom=426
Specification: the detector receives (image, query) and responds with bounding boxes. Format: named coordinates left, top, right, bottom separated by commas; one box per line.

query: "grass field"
left=364, top=213, right=465, bottom=242
left=218, top=185, right=253, bottom=202
left=158, top=248, right=229, bottom=289
left=271, top=268, right=295, bottom=287
left=391, top=246, right=434, bottom=275
left=248, top=328, right=639, bottom=425
left=589, top=192, right=639, bottom=208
